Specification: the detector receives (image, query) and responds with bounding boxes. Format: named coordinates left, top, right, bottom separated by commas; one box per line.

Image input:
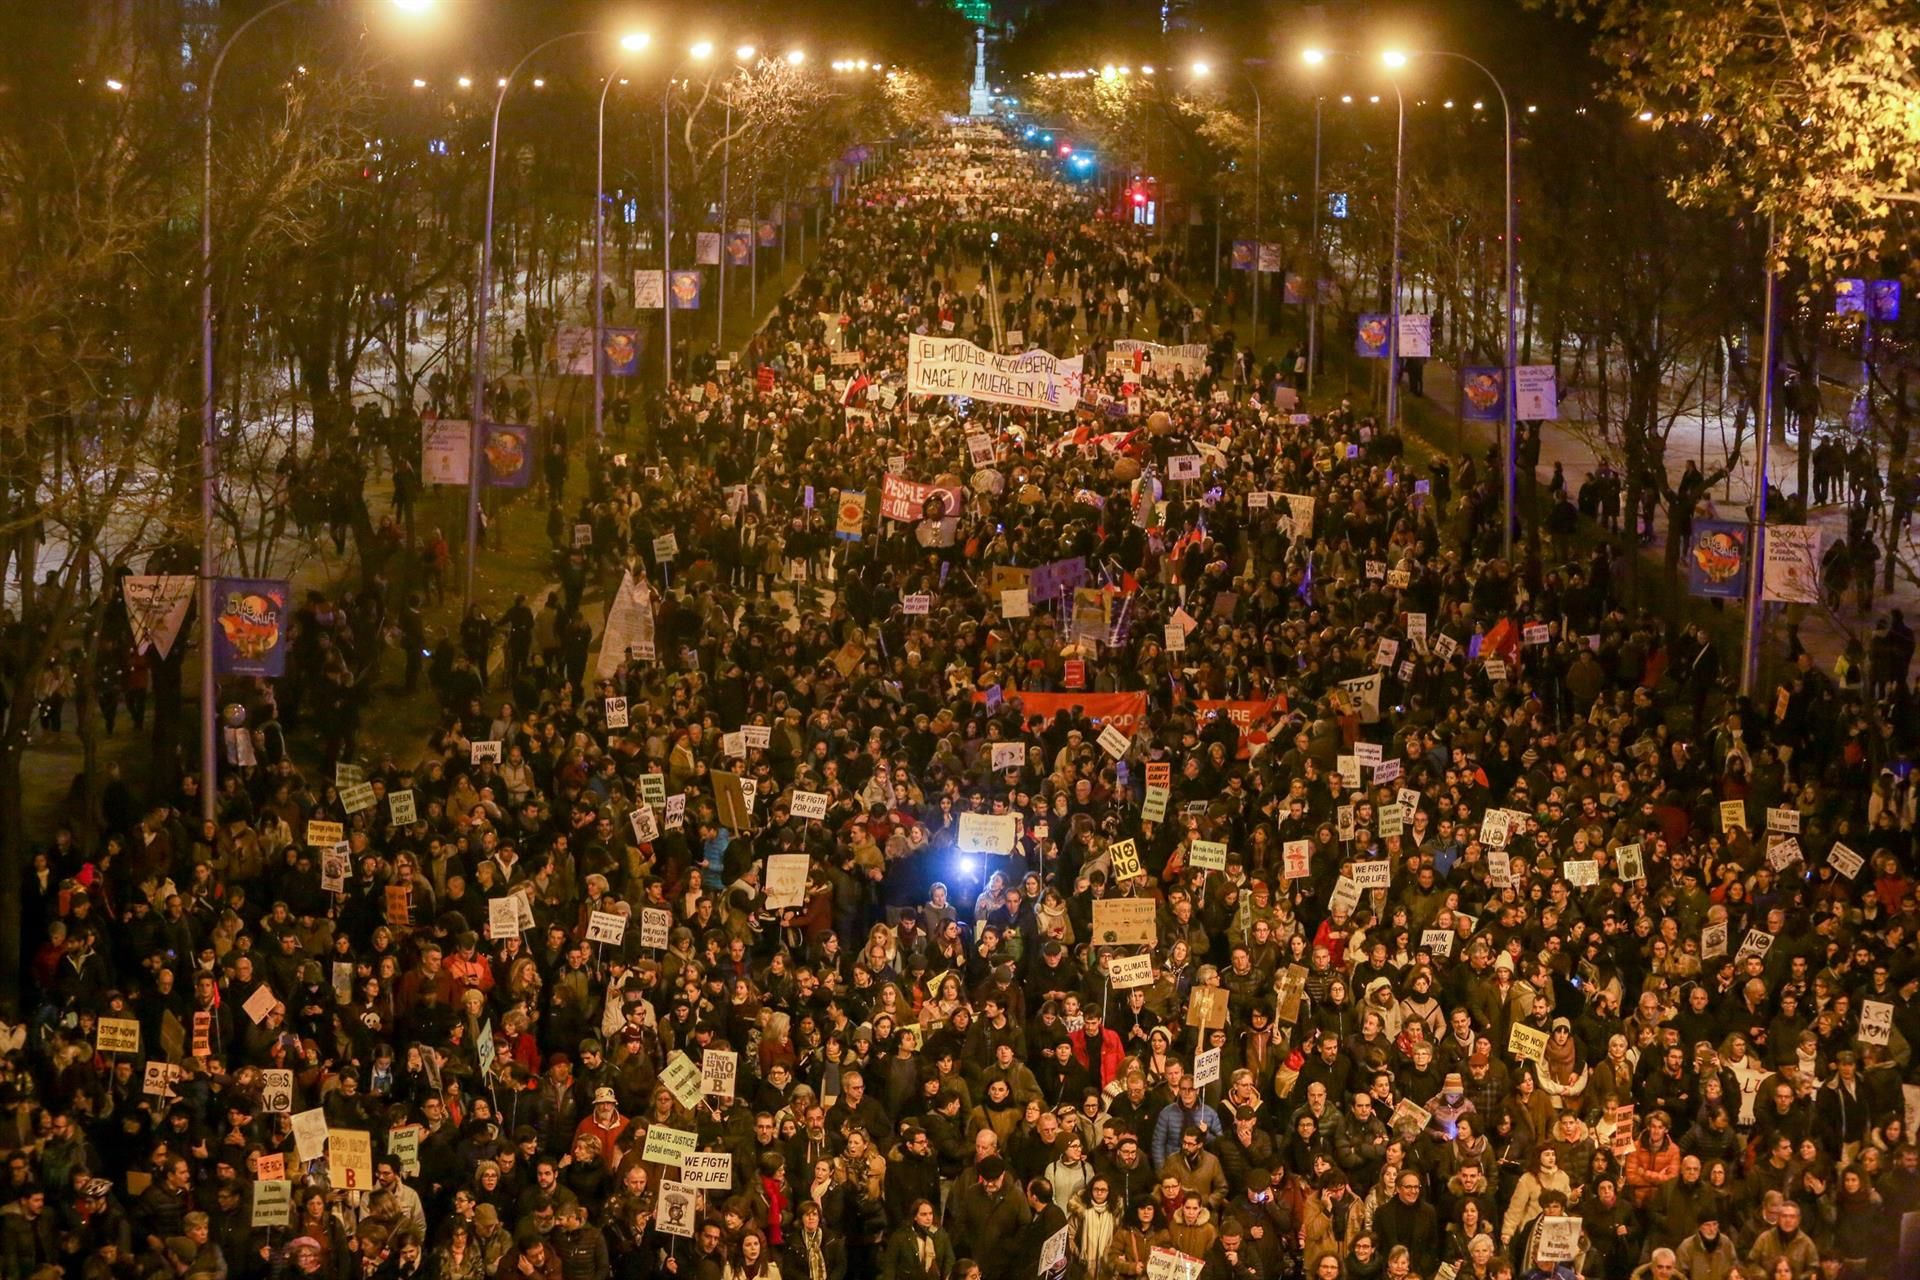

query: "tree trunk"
left=0, top=735, right=25, bottom=1013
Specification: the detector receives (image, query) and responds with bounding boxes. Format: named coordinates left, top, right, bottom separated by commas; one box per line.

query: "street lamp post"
left=1308, top=94, right=1322, bottom=399
left=1742, top=213, right=1778, bottom=696
left=1192, top=62, right=1262, bottom=355
left=595, top=34, right=652, bottom=444
left=1416, top=51, right=1517, bottom=556
left=467, top=30, right=595, bottom=610
left=1387, top=79, right=1404, bottom=432
left=200, top=0, right=431, bottom=820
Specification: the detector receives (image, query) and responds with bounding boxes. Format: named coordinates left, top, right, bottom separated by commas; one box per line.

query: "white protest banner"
left=1762, top=524, right=1822, bottom=604
left=957, top=811, right=1019, bottom=855
left=1564, top=859, right=1599, bottom=887
left=660, top=1054, right=704, bottom=1109
left=1421, top=929, right=1455, bottom=958
left=1193, top=1047, right=1222, bottom=1087
left=642, top=1124, right=698, bottom=1167
left=764, top=853, right=811, bottom=909
left=488, top=897, right=520, bottom=940
left=656, top=1181, right=697, bottom=1237
left=1738, top=928, right=1776, bottom=959
left=421, top=419, right=472, bottom=486
left=663, top=794, right=686, bottom=830
left=1097, top=724, right=1132, bottom=759
left=321, top=846, right=349, bottom=892
left=679, top=1151, right=734, bottom=1189
left=1398, top=314, right=1432, bottom=358
left=1168, top=454, right=1202, bottom=481
left=122, top=576, right=197, bottom=658
left=701, top=1049, right=739, bottom=1099
left=605, top=696, right=630, bottom=729
left=1340, top=672, right=1383, bottom=724
left=1377, top=803, right=1405, bottom=839
left=1001, top=588, right=1030, bottom=619
left=1767, top=806, right=1801, bottom=834
left=1107, top=954, right=1154, bottom=989
left=1860, top=1000, right=1895, bottom=1046
left=243, top=984, right=279, bottom=1025
left=142, top=1061, right=177, bottom=1097
left=1282, top=840, right=1312, bottom=879
left=640, top=907, right=672, bottom=949
left=470, top=740, right=501, bottom=764
left=634, top=270, right=666, bottom=310
left=252, top=1180, right=293, bottom=1229
left=1039, top=1225, right=1069, bottom=1278
left=586, top=911, right=627, bottom=946
left=390, top=1125, right=422, bottom=1177
left=1534, top=1217, right=1582, bottom=1265
left=1163, top=623, right=1186, bottom=653
left=789, top=791, right=830, bottom=821
left=1830, top=843, right=1866, bottom=878
left=291, top=1108, right=329, bottom=1162
left=1702, top=923, right=1729, bottom=959
left=1092, top=895, right=1156, bottom=944
left=1514, top=365, right=1559, bottom=420
left=388, top=789, right=416, bottom=827
left=260, top=1069, right=294, bottom=1114
left=1189, top=840, right=1228, bottom=871
left=1112, top=339, right=1210, bottom=379
left=967, top=433, right=996, bottom=468
left=1148, top=1246, right=1204, bottom=1280
left=990, top=742, right=1025, bottom=772
left=906, top=335, right=1078, bottom=412
left=327, top=1129, right=374, bottom=1190
left=339, top=782, right=375, bottom=815
left=97, top=1017, right=141, bottom=1055
left=902, top=593, right=931, bottom=615
left=596, top=571, right=657, bottom=676
left=742, top=724, right=773, bottom=750
left=1141, top=786, right=1170, bottom=824
left=306, top=820, right=344, bottom=847
left=1352, top=860, right=1391, bottom=890
left=630, top=804, right=659, bottom=843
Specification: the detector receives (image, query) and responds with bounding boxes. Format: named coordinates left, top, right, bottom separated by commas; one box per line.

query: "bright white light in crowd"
left=736, top=45, right=756, bottom=61
left=106, top=78, right=125, bottom=91
left=391, top=0, right=432, bottom=11
left=787, top=50, right=805, bottom=65
left=412, top=78, right=427, bottom=88
left=1443, top=99, right=1454, bottom=108
left=532, top=78, right=545, bottom=88
left=1472, top=100, right=1484, bottom=109
left=1526, top=104, right=1537, bottom=113
left=1638, top=110, right=1653, bottom=121
left=1118, top=66, right=1131, bottom=75
left=690, top=41, right=714, bottom=60
left=856, top=59, right=869, bottom=70
left=1369, top=94, right=1379, bottom=103
left=620, top=32, right=650, bottom=51
left=457, top=75, right=472, bottom=87
left=1142, top=66, right=1154, bottom=75
left=496, top=77, right=507, bottom=87
left=1191, top=61, right=1211, bottom=76
left=1301, top=48, right=1326, bottom=65
left=1381, top=49, right=1408, bottom=69
left=1340, top=94, right=1353, bottom=103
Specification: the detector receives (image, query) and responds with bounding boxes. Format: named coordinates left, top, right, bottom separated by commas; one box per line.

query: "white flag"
left=122, top=575, right=197, bottom=658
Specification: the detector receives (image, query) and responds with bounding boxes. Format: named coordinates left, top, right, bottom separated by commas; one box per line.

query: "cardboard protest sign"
left=586, top=911, right=627, bottom=946
left=701, top=1049, right=739, bottom=1099
left=260, top=1069, right=294, bottom=1114
left=1092, top=897, right=1156, bottom=945
left=96, top=1018, right=141, bottom=1055
left=660, top=1053, right=704, bottom=1110
left=326, top=1129, right=373, bottom=1190
left=1107, top=954, right=1154, bottom=989
left=642, top=1124, right=698, bottom=1167
left=252, top=1180, right=292, bottom=1228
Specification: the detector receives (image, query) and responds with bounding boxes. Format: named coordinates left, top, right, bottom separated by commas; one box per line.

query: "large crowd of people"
left=14, top=121, right=1920, bottom=1280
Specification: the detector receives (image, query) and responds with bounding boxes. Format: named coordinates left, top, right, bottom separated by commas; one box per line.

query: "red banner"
left=976, top=690, right=1149, bottom=732
left=1194, top=697, right=1290, bottom=758
left=880, top=474, right=964, bottom=522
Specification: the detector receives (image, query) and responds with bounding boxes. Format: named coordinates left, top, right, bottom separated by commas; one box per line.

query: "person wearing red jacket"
left=1070, top=1009, right=1125, bottom=1087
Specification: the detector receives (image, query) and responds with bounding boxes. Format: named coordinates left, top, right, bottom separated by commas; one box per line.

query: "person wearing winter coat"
left=1067, top=1178, right=1123, bottom=1280
left=1164, top=1196, right=1217, bottom=1262
left=1501, top=1149, right=1573, bottom=1246
left=1745, top=1201, right=1820, bottom=1280
left=1673, top=1219, right=1738, bottom=1280
left=1300, top=1173, right=1369, bottom=1272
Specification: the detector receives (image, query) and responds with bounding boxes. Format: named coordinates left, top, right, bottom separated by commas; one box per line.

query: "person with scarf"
left=1101, top=1201, right=1161, bottom=1279
left=1067, top=1176, right=1120, bottom=1280
left=781, top=1201, right=845, bottom=1280
left=1536, top=1018, right=1590, bottom=1113
left=879, top=1199, right=952, bottom=1280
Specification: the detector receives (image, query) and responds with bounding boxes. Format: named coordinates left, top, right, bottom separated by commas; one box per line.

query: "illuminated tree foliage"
left=1545, top=0, right=1920, bottom=268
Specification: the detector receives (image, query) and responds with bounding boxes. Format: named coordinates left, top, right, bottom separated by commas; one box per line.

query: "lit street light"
left=200, top=0, right=435, bottom=821
left=596, top=32, right=655, bottom=446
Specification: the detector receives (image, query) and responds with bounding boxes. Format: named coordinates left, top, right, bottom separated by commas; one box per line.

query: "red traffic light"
left=1058, top=143, right=1073, bottom=156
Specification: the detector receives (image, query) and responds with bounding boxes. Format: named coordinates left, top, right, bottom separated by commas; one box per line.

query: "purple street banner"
left=1688, top=520, right=1750, bottom=599
left=1461, top=368, right=1506, bottom=421
left=756, top=221, right=778, bottom=248
left=601, top=328, right=639, bottom=377
left=1834, top=279, right=1866, bottom=315
left=1230, top=241, right=1255, bottom=272
left=669, top=271, right=703, bottom=310
left=483, top=424, right=532, bottom=489
left=1870, top=279, right=1901, bottom=323
left=1355, top=314, right=1390, bottom=358
left=724, top=231, right=752, bottom=267
left=213, top=579, right=290, bottom=678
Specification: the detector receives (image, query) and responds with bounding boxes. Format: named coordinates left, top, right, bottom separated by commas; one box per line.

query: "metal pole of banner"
left=717, top=93, right=731, bottom=350
left=1307, top=95, right=1322, bottom=401
left=662, top=80, right=674, bottom=387
left=1741, top=212, right=1778, bottom=697
left=595, top=73, right=618, bottom=441
left=469, top=30, right=596, bottom=609
left=749, top=197, right=758, bottom=317
left=1386, top=81, right=1405, bottom=430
